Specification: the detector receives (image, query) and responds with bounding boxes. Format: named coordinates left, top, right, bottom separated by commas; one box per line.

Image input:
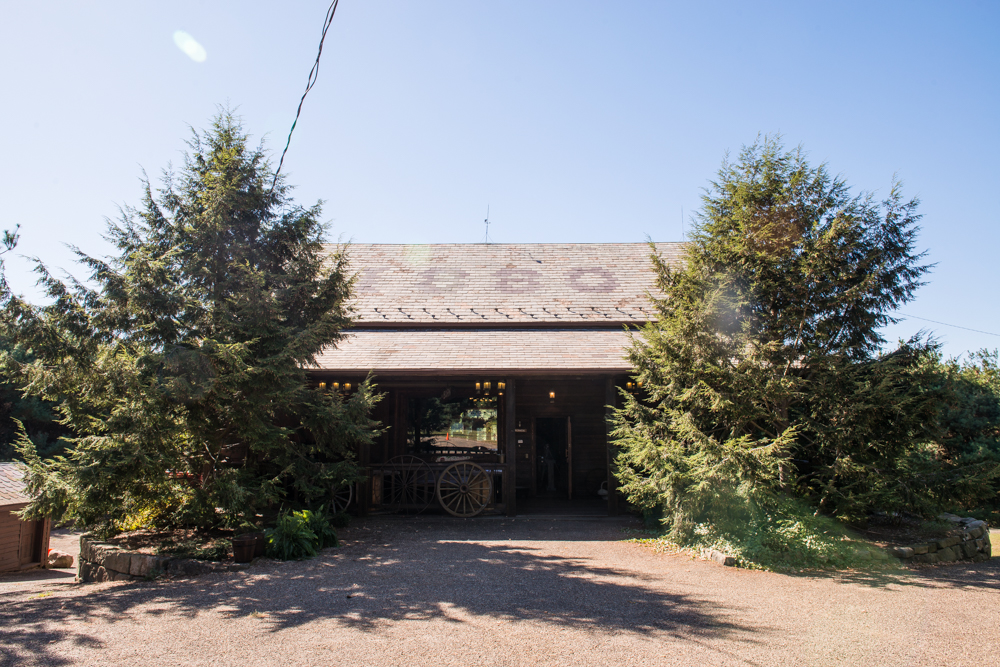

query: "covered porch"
left=313, top=328, right=635, bottom=517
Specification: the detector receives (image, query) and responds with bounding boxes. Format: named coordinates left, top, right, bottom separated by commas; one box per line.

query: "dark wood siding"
left=0, top=504, right=49, bottom=572
left=0, top=505, right=26, bottom=572
left=513, top=375, right=611, bottom=499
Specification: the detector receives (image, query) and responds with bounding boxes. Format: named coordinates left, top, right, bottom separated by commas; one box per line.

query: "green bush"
left=307, top=509, right=340, bottom=549
left=265, top=511, right=319, bottom=560
left=264, top=509, right=341, bottom=560
left=637, top=489, right=890, bottom=571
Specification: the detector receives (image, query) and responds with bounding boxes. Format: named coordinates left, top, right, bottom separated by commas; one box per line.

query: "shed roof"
left=314, top=329, right=635, bottom=374
left=0, top=463, right=29, bottom=507
left=338, top=242, right=680, bottom=326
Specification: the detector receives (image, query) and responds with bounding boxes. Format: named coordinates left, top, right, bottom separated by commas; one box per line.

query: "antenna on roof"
left=482, top=205, right=492, bottom=244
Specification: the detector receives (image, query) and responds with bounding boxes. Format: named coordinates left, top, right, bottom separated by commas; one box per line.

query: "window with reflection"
left=406, top=395, right=498, bottom=455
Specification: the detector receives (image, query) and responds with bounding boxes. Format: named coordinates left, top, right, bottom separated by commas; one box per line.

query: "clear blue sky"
left=2, top=1, right=997, bottom=358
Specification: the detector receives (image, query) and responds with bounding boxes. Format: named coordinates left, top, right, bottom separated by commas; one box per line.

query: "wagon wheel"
left=385, top=455, right=434, bottom=514
left=436, top=462, right=493, bottom=518
left=331, top=483, right=353, bottom=514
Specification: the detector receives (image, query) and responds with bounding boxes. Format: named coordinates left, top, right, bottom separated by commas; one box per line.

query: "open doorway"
left=535, top=417, right=571, bottom=499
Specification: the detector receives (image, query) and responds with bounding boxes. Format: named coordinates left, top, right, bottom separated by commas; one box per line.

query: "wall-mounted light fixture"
left=549, top=391, right=555, bottom=404
left=333, top=382, right=340, bottom=390
left=318, top=381, right=327, bottom=390
left=498, top=381, right=505, bottom=396
left=344, top=382, right=352, bottom=392
left=626, top=381, right=634, bottom=390
left=475, top=382, right=481, bottom=394
left=484, top=381, right=492, bottom=395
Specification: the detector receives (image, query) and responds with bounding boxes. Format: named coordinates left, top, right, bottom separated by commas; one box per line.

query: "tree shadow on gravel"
left=0, top=519, right=767, bottom=666
left=785, top=557, right=1000, bottom=591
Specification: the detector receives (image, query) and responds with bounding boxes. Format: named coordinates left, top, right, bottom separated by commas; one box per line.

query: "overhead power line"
left=271, top=0, right=340, bottom=192
left=898, top=313, right=1000, bottom=338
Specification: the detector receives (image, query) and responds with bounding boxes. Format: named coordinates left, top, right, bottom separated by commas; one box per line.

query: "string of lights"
left=270, top=0, right=340, bottom=193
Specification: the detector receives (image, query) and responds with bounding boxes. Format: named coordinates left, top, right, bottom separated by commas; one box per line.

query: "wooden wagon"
left=367, top=449, right=508, bottom=517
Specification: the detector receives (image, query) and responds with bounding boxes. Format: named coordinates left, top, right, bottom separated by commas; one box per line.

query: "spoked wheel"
left=436, top=462, right=493, bottom=518
left=331, top=483, right=353, bottom=514
left=385, top=455, right=435, bottom=514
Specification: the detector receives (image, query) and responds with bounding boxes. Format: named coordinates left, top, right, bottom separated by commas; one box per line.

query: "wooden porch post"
left=505, top=377, right=517, bottom=516
left=605, top=376, right=620, bottom=516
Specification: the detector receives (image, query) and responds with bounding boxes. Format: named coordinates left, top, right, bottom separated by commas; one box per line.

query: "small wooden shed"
left=0, top=463, right=50, bottom=573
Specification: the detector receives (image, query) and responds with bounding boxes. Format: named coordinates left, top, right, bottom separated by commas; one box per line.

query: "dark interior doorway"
left=535, top=417, right=569, bottom=498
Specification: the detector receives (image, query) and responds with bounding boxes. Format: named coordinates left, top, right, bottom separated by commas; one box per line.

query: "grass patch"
left=630, top=496, right=900, bottom=572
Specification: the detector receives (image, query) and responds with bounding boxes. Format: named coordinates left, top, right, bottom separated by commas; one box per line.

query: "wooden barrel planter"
left=249, top=532, right=266, bottom=558
left=232, top=535, right=257, bottom=563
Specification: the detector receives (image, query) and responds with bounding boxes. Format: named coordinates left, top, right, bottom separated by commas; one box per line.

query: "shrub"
left=638, top=491, right=888, bottom=571
left=266, top=511, right=319, bottom=560
left=306, top=508, right=340, bottom=549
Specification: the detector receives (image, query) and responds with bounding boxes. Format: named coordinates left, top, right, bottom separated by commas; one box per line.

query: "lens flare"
left=173, top=30, right=207, bottom=63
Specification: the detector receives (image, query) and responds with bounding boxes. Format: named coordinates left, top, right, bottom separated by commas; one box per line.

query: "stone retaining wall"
left=890, top=514, right=992, bottom=565
left=79, top=535, right=250, bottom=582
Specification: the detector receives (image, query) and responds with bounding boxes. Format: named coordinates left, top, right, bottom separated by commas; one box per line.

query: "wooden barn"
left=0, top=463, right=50, bottom=573
left=314, top=243, right=680, bottom=517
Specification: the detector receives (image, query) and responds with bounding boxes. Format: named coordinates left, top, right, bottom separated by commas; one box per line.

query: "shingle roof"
left=338, top=243, right=680, bottom=326
left=0, top=463, right=29, bottom=507
left=313, top=329, right=635, bottom=373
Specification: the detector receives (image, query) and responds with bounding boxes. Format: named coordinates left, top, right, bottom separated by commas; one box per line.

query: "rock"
left=964, top=520, right=987, bottom=532
left=708, top=550, right=737, bottom=567
left=937, top=536, right=961, bottom=550
left=939, top=514, right=963, bottom=523
left=966, top=526, right=984, bottom=540
left=47, top=550, right=74, bottom=568
left=937, top=547, right=956, bottom=561
left=102, top=550, right=132, bottom=575
left=891, top=547, right=914, bottom=559
left=129, top=554, right=160, bottom=577
left=961, top=542, right=977, bottom=558
left=911, top=544, right=929, bottom=555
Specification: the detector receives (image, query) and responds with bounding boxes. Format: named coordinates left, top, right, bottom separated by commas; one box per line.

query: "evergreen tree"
left=931, top=349, right=1000, bottom=517
left=2, top=112, right=378, bottom=534
left=614, top=136, right=942, bottom=547
left=0, top=227, right=68, bottom=461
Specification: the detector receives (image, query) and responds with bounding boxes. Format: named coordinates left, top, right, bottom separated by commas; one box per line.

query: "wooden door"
left=566, top=416, right=573, bottom=500
left=0, top=510, right=20, bottom=572
left=19, top=519, right=37, bottom=566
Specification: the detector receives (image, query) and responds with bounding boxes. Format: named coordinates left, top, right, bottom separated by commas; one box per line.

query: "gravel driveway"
left=1, top=516, right=997, bottom=667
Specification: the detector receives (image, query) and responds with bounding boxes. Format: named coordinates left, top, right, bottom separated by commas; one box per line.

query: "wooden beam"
left=605, top=376, right=620, bottom=516
left=505, top=377, right=517, bottom=516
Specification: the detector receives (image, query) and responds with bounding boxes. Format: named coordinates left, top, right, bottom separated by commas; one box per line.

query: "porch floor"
left=517, top=495, right=609, bottom=516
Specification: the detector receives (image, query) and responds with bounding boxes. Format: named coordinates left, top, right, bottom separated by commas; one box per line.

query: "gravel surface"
left=1, top=516, right=997, bottom=667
